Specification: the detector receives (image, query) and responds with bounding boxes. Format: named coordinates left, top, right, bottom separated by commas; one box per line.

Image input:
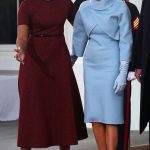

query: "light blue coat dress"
left=72, top=0, right=133, bottom=124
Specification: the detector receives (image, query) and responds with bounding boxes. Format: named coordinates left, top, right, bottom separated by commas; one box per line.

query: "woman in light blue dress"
left=72, top=0, right=133, bottom=149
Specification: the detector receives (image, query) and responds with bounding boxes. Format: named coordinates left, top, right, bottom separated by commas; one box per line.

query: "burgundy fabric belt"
left=30, top=33, right=63, bottom=38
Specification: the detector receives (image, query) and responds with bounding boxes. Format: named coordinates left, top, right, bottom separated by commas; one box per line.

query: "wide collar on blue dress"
left=89, top=0, right=115, bottom=10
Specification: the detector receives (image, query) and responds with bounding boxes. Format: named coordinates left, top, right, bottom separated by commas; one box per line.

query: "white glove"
left=113, top=61, right=129, bottom=94
left=127, top=71, right=136, bottom=81
left=71, top=55, right=78, bottom=66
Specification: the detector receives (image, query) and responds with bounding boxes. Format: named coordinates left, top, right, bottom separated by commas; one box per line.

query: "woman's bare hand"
left=14, top=48, right=25, bottom=64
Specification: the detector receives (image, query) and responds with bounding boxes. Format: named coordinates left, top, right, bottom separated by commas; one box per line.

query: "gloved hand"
left=71, top=55, right=78, bottom=66
left=113, top=61, right=129, bottom=94
left=127, top=71, right=136, bottom=81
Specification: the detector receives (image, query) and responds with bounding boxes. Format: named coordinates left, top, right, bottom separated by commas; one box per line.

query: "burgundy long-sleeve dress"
left=17, top=0, right=87, bottom=148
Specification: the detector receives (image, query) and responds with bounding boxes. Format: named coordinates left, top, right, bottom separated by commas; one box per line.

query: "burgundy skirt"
left=17, top=36, right=87, bottom=148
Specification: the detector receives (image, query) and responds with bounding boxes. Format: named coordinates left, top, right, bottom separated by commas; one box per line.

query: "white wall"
left=0, top=0, right=148, bottom=131
left=130, top=0, right=142, bottom=11
left=0, top=45, right=19, bottom=70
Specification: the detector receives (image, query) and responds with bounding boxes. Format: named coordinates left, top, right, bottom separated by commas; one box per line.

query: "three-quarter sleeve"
left=72, top=11, right=88, bottom=57
left=119, top=3, right=133, bottom=62
left=18, top=0, right=30, bottom=26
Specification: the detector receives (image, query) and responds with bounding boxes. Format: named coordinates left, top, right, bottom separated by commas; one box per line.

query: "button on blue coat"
left=72, top=0, right=133, bottom=124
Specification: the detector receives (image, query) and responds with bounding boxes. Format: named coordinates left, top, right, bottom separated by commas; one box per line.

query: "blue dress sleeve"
left=119, top=3, right=133, bottom=62
left=72, top=11, right=88, bottom=57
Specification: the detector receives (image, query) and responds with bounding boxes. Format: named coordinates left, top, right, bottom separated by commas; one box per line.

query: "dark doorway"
left=0, top=0, right=17, bottom=44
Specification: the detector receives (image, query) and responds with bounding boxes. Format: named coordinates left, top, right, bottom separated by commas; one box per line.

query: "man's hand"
left=135, top=69, right=142, bottom=82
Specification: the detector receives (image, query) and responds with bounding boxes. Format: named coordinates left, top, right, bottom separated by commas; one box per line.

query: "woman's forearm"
left=16, top=38, right=28, bottom=52
left=16, top=25, right=29, bottom=52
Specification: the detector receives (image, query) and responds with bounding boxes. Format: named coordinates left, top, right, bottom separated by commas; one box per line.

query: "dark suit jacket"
left=126, top=2, right=139, bottom=71
left=135, top=0, right=150, bottom=133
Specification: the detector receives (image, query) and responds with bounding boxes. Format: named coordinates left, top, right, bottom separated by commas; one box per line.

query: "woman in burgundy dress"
left=15, top=0, right=87, bottom=150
